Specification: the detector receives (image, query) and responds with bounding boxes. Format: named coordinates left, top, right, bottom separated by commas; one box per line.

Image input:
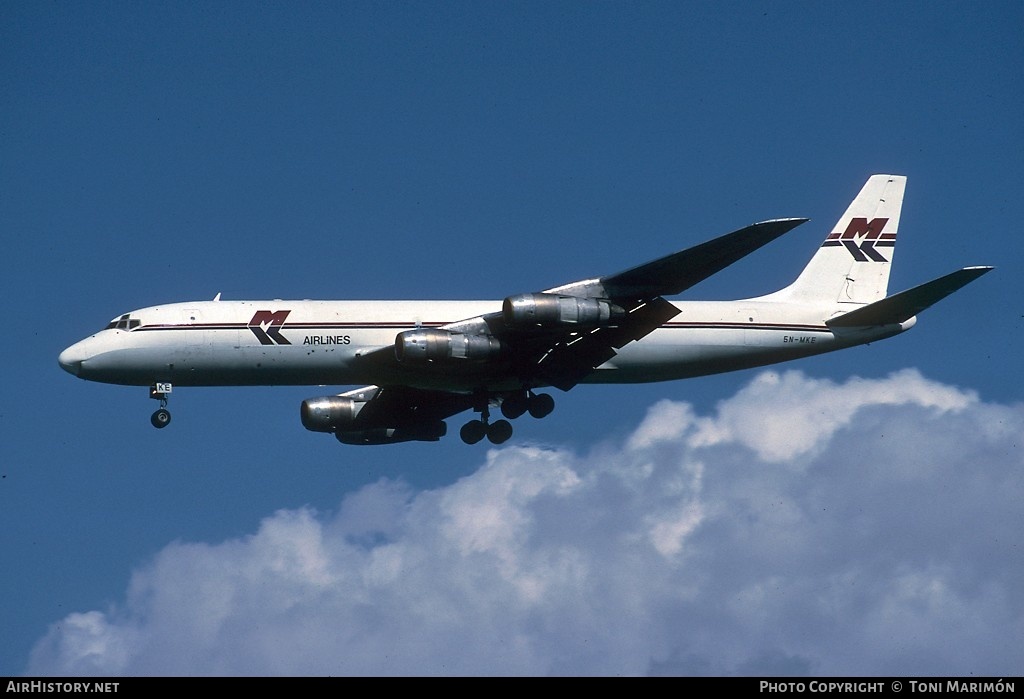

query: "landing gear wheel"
left=500, top=392, right=529, bottom=420
left=528, top=393, right=555, bottom=419
left=151, top=408, right=172, bottom=429
left=149, top=383, right=172, bottom=429
left=486, top=419, right=513, bottom=444
left=460, top=419, right=487, bottom=445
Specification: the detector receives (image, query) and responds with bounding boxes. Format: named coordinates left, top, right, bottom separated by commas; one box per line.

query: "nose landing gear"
left=149, top=383, right=172, bottom=429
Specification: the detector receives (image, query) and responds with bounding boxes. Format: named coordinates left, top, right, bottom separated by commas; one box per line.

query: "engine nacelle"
left=302, top=395, right=447, bottom=444
left=502, top=293, right=625, bottom=328
left=300, top=395, right=365, bottom=433
left=336, top=422, right=447, bottom=445
left=394, top=328, right=503, bottom=363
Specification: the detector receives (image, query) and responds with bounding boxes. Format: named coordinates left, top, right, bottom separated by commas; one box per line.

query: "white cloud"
left=688, top=368, right=977, bottom=462
left=28, top=370, right=1024, bottom=676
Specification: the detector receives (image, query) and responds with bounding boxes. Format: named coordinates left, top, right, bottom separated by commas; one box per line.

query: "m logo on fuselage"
left=823, top=217, right=894, bottom=262
left=248, top=310, right=291, bottom=345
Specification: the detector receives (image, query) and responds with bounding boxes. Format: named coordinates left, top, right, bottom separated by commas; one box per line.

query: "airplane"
left=59, top=175, right=992, bottom=445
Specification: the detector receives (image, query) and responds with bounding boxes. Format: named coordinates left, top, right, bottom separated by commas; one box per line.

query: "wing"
left=529, top=217, right=809, bottom=388
left=359, top=218, right=808, bottom=393
left=547, top=218, right=809, bottom=300
left=452, top=217, right=808, bottom=389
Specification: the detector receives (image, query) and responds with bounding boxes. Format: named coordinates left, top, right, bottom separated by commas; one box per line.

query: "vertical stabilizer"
left=774, top=175, right=906, bottom=307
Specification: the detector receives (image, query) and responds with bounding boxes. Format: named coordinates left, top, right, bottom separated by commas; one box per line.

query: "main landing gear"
left=149, top=383, right=172, bottom=429
left=459, top=390, right=555, bottom=445
left=459, top=416, right=512, bottom=445
left=499, top=391, right=554, bottom=420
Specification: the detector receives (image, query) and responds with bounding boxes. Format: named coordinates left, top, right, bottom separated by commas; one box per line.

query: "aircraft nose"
left=58, top=343, right=86, bottom=376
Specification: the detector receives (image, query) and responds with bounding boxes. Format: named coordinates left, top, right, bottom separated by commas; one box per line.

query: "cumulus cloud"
left=28, top=370, right=1024, bottom=676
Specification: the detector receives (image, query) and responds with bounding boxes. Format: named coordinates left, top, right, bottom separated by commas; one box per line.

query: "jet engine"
left=502, top=293, right=625, bottom=328
left=394, top=328, right=503, bottom=363
left=300, top=394, right=446, bottom=444
left=300, top=395, right=365, bottom=433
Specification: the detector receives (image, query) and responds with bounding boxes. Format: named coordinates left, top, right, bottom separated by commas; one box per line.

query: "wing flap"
left=535, top=297, right=680, bottom=390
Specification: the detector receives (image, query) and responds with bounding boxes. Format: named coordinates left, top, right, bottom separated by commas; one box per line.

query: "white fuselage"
left=58, top=298, right=913, bottom=392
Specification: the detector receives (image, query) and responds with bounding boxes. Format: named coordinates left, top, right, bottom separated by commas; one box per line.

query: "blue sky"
left=2, top=1, right=1021, bottom=676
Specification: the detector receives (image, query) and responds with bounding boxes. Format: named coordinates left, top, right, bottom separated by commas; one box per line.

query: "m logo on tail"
left=249, top=310, right=291, bottom=345
left=822, top=217, right=895, bottom=262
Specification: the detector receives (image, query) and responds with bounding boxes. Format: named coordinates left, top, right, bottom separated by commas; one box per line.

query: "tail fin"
left=773, top=174, right=906, bottom=308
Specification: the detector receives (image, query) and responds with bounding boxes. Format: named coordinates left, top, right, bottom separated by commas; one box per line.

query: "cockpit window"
left=105, top=314, right=141, bottom=331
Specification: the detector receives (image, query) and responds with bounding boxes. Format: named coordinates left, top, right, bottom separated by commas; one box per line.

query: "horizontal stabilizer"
left=826, top=266, right=993, bottom=328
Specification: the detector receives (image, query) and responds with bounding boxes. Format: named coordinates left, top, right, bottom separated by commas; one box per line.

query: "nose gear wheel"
left=149, top=384, right=172, bottom=429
